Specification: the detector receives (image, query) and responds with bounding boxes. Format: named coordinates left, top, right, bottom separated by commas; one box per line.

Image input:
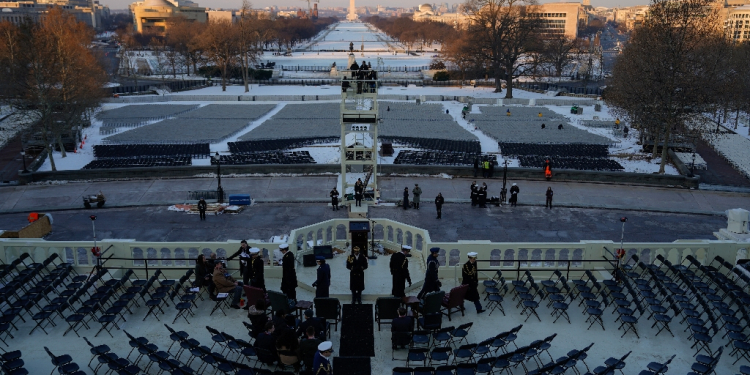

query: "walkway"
left=0, top=175, right=746, bottom=215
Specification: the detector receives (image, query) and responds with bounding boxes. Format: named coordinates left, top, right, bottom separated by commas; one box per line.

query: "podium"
left=349, top=221, right=370, bottom=254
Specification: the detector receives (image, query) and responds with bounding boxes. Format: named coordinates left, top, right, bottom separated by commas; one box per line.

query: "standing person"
left=482, top=158, right=490, bottom=178
left=313, top=257, right=331, bottom=298
left=298, top=326, right=322, bottom=373
left=545, top=187, right=554, bottom=209
left=417, top=248, right=441, bottom=299
left=197, top=198, right=207, bottom=220
left=412, top=184, right=422, bottom=209
left=435, top=193, right=444, bottom=219
left=249, top=248, right=265, bottom=291
left=509, top=183, right=520, bottom=207
left=346, top=246, right=368, bottom=304
left=280, top=244, right=298, bottom=302
left=312, top=341, right=334, bottom=375
left=389, top=245, right=412, bottom=297
left=462, top=252, right=485, bottom=314
left=402, top=187, right=410, bottom=210
left=194, top=254, right=211, bottom=287
left=228, top=240, right=251, bottom=285
left=478, top=186, right=487, bottom=208
left=330, top=187, right=339, bottom=211
left=488, top=160, right=495, bottom=178
left=354, top=180, right=363, bottom=207
left=473, top=157, right=479, bottom=178
left=470, top=185, right=478, bottom=207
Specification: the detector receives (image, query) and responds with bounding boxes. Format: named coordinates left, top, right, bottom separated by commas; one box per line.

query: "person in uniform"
left=330, top=187, right=339, bottom=211
left=389, top=245, right=412, bottom=297
left=249, top=248, right=265, bottom=291
left=197, top=198, right=207, bottom=220
left=435, top=193, right=444, bottom=219
left=462, top=252, right=485, bottom=314
left=279, top=244, right=297, bottom=302
left=545, top=187, right=554, bottom=209
left=470, top=185, right=478, bottom=207
left=402, top=187, right=410, bottom=209
left=417, top=247, right=441, bottom=299
left=346, top=246, right=368, bottom=304
left=478, top=186, right=487, bottom=208
left=412, top=184, right=422, bottom=209
left=228, top=240, right=251, bottom=285
left=313, top=341, right=334, bottom=375
left=313, top=257, right=331, bottom=298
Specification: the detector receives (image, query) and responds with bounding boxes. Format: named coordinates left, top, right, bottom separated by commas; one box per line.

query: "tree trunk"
left=504, top=65, right=514, bottom=99
left=658, top=122, right=673, bottom=174
left=58, top=137, right=67, bottom=158
left=42, top=129, right=56, bottom=172
left=221, top=61, right=227, bottom=92
left=651, top=127, right=661, bottom=160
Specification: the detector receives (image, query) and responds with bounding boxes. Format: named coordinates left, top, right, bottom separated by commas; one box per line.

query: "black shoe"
left=230, top=304, right=241, bottom=309
left=477, top=309, right=486, bottom=314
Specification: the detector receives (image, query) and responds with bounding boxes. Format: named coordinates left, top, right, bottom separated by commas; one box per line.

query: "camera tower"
left=340, top=68, right=378, bottom=211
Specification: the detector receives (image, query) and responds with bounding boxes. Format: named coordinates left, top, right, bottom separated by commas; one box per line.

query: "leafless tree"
left=606, top=0, right=728, bottom=173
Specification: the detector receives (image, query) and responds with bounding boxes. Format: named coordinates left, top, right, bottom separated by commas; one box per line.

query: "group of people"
left=473, top=158, right=495, bottom=178
left=401, top=184, right=422, bottom=210
left=470, top=181, right=490, bottom=208
left=342, top=59, right=377, bottom=94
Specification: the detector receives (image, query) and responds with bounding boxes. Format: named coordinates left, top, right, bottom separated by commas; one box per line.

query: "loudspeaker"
left=314, top=245, right=333, bottom=259
left=303, top=254, right=317, bottom=267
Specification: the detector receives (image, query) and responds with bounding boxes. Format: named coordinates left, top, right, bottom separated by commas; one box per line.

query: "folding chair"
left=393, top=367, right=414, bottom=375
left=449, top=323, right=473, bottom=347
left=521, top=298, right=541, bottom=322
left=429, top=347, right=452, bottom=367
left=651, top=306, right=675, bottom=337
left=418, top=312, right=443, bottom=332
left=44, top=347, right=79, bottom=375
left=375, top=297, right=402, bottom=331
left=585, top=305, right=605, bottom=330
left=541, top=270, right=562, bottom=288
left=486, top=293, right=505, bottom=317
left=314, top=297, right=342, bottom=331
left=82, top=336, right=111, bottom=370
left=730, top=340, right=750, bottom=366
left=407, top=348, right=429, bottom=368
left=644, top=354, right=675, bottom=375
left=207, top=281, right=229, bottom=317
left=690, top=346, right=722, bottom=375
left=602, top=350, right=631, bottom=375
left=474, top=338, right=493, bottom=360
left=453, top=344, right=477, bottom=364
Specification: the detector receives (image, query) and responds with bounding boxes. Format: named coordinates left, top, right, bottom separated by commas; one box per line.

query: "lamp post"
left=213, top=152, right=224, bottom=203
left=20, top=150, right=28, bottom=173
left=690, top=152, right=696, bottom=178
left=501, top=160, right=508, bottom=204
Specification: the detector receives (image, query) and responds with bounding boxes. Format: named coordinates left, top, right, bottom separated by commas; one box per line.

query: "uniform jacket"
left=316, top=264, right=331, bottom=287
left=250, top=256, right=265, bottom=284
left=197, top=200, right=207, bottom=211
left=313, top=351, right=332, bottom=375
left=435, top=195, right=444, bottom=206
left=462, top=260, right=480, bottom=302
left=281, top=252, right=297, bottom=288
left=390, top=252, right=411, bottom=284
left=346, top=253, right=368, bottom=292
left=412, top=186, right=422, bottom=204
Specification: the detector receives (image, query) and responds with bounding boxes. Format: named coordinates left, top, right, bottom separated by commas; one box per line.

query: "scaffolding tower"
left=340, top=69, right=379, bottom=205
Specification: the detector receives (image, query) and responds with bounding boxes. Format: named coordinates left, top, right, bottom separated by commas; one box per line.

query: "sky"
left=105, top=0, right=646, bottom=12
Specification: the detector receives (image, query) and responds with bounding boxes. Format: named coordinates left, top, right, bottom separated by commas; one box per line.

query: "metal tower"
left=340, top=68, right=378, bottom=206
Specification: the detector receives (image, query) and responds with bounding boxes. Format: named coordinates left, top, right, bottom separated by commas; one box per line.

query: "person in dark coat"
left=473, top=158, right=479, bottom=178
left=298, top=326, right=322, bottom=372
left=417, top=247, right=441, bottom=299
left=312, top=341, right=334, bottom=375
left=391, top=307, right=414, bottom=349
left=313, top=257, right=330, bottom=298
left=389, top=245, right=412, bottom=297
left=435, top=193, right=444, bottom=219
left=227, top=240, right=251, bottom=285
left=296, top=309, right=326, bottom=339
left=197, top=198, right=207, bottom=220
left=462, top=252, right=485, bottom=314
left=488, top=160, right=495, bottom=178
left=249, top=248, right=265, bottom=290
left=402, top=187, right=410, bottom=210
left=330, top=187, right=339, bottom=211
left=346, top=246, right=368, bottom=304
left=354, top=180, right=363, bottom=207
left=509, top=183, right=519, bottom=207
left=255, top=322, right=278, bottom=366
left=194, top=254, right=211, bottom=287
left=279, top=244, right=297, bottom=301
left=545, top=186, right=553, bottom=209
left=471, top=185, right=478, bottom=207
left=478, top=186, right=487, bottom=208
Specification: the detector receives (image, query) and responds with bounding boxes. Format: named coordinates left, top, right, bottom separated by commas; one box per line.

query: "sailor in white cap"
left=510, top=182, right=520, bottom=207
left=279, top=244, right=297, bottom=301
left=389, top=245, right=412, bottom=297
left=462, top=252, right=485, bottom=314
left=249, top=247, right=265, bottom=290
left=313, top=341, right=333, bottom=375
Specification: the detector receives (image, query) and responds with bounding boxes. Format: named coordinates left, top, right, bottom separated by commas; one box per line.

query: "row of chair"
left=83, top=157, right=192, bottom=169
left=498, top=142, right=609, bottom=158
left=229, top=138, right=338, bottom=154
left=93, top=144, right=211, bottom=159
left=394, top=151, right=494, bottom=167
left=518, top=156, right=625, bottom=172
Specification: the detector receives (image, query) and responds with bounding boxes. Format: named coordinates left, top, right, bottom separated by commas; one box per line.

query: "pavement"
left=0, top=175, right=745, bottom=243
left=0, top=175, right=747, bottom=215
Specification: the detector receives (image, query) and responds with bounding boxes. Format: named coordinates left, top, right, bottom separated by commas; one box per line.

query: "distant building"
left=0, top=0, right=109, bottom=29
left=726, top=4, right=750, bottom=42
left=413, top=1, right=585, bottom=39
left=206, top=9, right=236, bottom=23
left=129, top=0, right=206, bottom=34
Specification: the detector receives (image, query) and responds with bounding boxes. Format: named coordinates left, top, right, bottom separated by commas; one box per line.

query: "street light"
left=690, top=152, right=696, bottom=178
left=213, top=152, right=224, bottom=203
left=20, top=150, right=28, bottom=173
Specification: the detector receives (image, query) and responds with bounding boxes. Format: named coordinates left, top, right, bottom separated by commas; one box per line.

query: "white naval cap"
left=249, top=247, right=260, bottom=254
left=318, top=341, right=333, bottom=351
left=279, top=244, right=289, bottom=249
left=402, top=245, right=412, bottom=251
left=467, top=252, right=478, bottom=258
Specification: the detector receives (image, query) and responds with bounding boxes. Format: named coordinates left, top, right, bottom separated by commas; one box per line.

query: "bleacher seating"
left=83, top=157, right=191, bottom=169
left=93, top=144, right=210, bottom=159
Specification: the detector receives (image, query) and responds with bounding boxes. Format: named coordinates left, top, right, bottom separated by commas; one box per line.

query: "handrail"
left=452, top=258, right=616, bottom=286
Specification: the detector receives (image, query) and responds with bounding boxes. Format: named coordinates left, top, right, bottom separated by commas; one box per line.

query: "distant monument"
left=347, top=0, right=359, bottom=21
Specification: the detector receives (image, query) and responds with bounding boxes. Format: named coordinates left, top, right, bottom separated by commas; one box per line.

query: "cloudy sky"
left=106, top=0, right=644, bottom=11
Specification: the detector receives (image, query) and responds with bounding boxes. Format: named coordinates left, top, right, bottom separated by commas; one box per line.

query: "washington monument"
left=347, top=0, right=359, bottom=20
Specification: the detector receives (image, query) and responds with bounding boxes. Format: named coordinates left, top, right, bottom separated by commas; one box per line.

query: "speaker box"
left=303, top=254, right=317, bottom=267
